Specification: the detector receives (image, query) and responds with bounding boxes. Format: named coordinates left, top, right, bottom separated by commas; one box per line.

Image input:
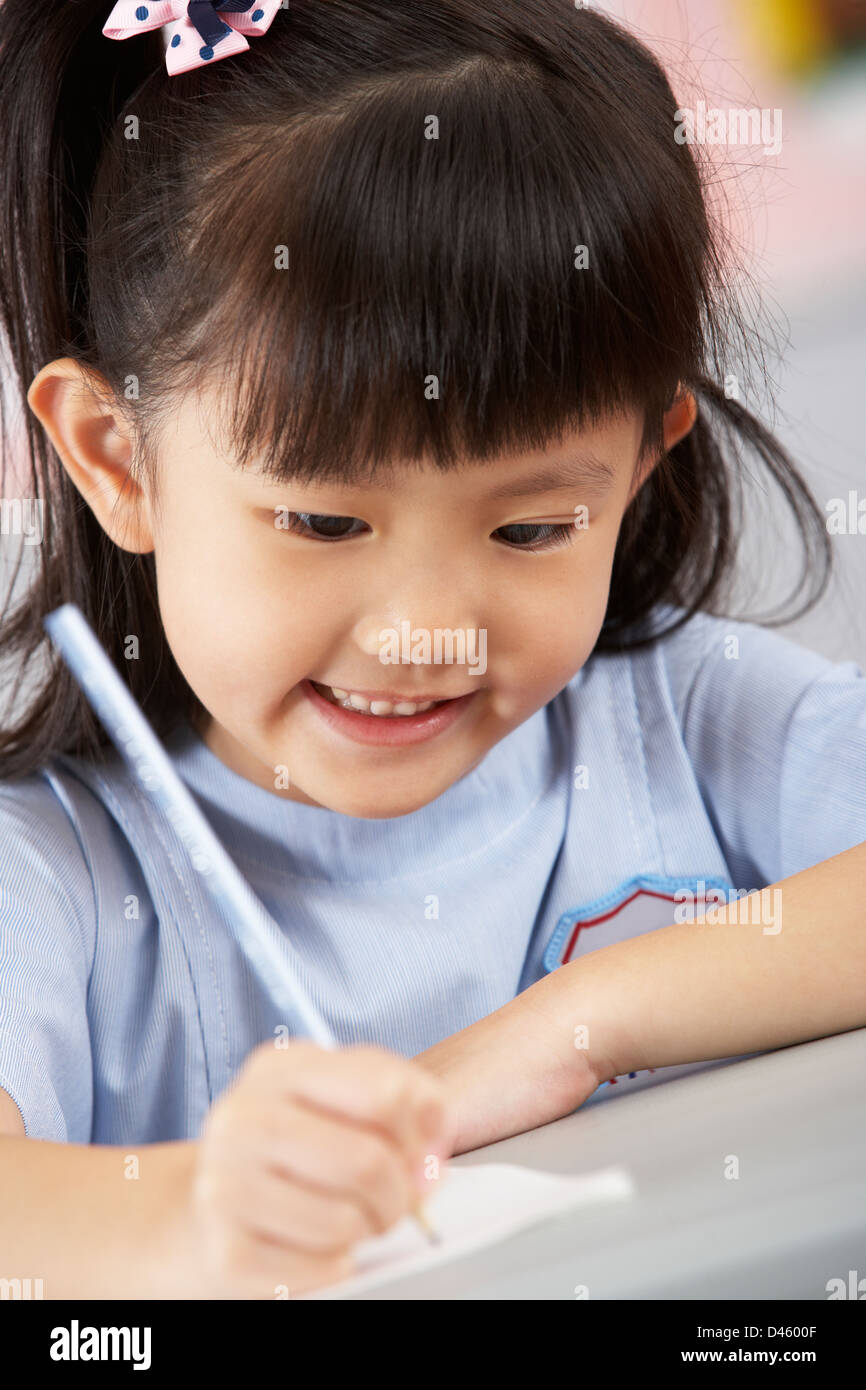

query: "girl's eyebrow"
left=249, top=452, right=619, bottom=498
left=487, top=453, right=619, bottom=501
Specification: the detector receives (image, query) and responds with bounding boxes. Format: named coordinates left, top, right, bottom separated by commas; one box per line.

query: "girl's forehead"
left=168, top=368, right=648, bottom=499
left=221, top=419, right=640, bottom=509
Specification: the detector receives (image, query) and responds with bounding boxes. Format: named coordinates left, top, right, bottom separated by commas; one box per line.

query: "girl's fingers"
left=228, top=1162, right=391, bottom=1254
left=205, top=1092, right=419, bottom=1232
left=203, top=1220, right=356, bottom=1299
left=245, top=1041, right=449, bottom=1160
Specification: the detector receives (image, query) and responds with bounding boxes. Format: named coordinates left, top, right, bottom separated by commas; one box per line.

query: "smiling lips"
left=303, top=679, right=479, bottom=746
left=310, top=680, right=444, bottom=717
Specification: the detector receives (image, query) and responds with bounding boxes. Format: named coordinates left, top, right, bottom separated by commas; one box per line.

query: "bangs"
left=175, top=52, right=712, bottom=484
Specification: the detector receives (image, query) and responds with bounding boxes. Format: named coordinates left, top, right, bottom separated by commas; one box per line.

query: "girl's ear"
left=26, top=358, right=155, bottom=554
left=662, top=386, right=698, bottom=452
left=627, top=388, right=698, bottom=505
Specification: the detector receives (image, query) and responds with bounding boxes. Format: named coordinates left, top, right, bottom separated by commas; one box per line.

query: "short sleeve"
left=657, top=611, right=866, bottom=887
left=0, top=775, right=96, bottom=1141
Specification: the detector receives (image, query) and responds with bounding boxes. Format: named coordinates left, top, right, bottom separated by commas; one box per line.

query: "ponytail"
left=0, top=0, right=172, bottom=776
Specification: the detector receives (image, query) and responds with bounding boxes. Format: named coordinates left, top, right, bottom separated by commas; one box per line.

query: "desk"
left=352, top=1028, right=866, bottom=1299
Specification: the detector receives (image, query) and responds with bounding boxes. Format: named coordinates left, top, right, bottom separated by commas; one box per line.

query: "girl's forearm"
left=533, top=839, right=866, bottom=1080
left=0, top=1135, right=197, bottom=1299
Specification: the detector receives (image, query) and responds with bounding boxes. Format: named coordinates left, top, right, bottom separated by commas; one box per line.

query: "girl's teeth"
left=316, top=683, right=438, bottom=717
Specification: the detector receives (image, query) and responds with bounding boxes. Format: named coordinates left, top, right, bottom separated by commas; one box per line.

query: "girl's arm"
left=415, top=839, right=866, bottom=1154
left=0, top=1128, right=198, bottom=1298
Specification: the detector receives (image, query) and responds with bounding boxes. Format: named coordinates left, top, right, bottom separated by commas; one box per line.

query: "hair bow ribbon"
left=103, top=0, right=283, bottom=76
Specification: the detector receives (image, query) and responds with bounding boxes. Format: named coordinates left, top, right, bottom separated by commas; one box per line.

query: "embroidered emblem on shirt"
left=543, top=873, right=733, bottom=972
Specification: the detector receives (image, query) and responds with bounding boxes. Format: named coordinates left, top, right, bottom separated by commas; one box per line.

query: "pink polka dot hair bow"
left=103, top=0, right=283, bottom=77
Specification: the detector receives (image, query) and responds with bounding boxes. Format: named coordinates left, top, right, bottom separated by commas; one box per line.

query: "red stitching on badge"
left=563, top=887, right=679, bottom=961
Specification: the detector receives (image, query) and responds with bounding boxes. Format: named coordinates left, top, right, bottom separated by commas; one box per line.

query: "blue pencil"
left=43, top=602, right=336, bottom=1046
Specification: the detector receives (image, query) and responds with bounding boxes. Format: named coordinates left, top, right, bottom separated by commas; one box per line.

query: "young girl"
left=0, top=0, right=863, bottom=1300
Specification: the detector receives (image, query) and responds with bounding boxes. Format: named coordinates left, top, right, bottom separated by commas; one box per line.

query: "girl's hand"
left=180, top=1040, right=455, bottom=1298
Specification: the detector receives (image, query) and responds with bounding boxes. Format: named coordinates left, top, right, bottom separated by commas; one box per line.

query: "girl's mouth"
left=302, top=679, right=479, bottom=747
left=310, top=681, right=449, bottom=716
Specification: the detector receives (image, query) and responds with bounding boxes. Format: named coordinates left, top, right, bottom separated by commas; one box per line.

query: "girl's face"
left=148, top=388, right=686, bottom=819
left=29, top=363, right=695, bottom=819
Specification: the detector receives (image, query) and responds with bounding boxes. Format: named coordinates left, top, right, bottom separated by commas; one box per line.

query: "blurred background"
left=600, top=0, right=866, bottom=664
left=2, top=0, right=865, bottom=712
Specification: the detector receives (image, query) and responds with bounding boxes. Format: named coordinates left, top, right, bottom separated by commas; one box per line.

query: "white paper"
left=299, top=1161, right=635, bottom=1299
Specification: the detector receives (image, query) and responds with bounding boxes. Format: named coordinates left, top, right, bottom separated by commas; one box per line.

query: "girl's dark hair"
left=0, top=0, right=831, bottom=778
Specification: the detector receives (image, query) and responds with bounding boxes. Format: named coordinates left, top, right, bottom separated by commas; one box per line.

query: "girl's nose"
left=349, top=553, right=487, bottom=665
left=351, top=608, right=486, bottom=664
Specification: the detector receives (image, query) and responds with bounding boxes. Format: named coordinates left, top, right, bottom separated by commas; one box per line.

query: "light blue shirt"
left=1, top=606, right=864, bottom=1144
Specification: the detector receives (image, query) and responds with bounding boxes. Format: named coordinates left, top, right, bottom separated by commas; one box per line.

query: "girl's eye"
left=284, top=512, right=369, bottom=541
left=278, top=513, right=576, bottom=548
left=494, top=521, right=577, bottom=552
